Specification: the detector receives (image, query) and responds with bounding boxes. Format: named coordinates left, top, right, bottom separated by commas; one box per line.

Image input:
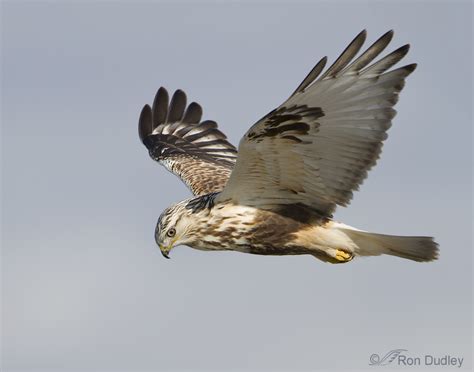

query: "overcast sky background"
left=1, top=1, right=472, bottom=371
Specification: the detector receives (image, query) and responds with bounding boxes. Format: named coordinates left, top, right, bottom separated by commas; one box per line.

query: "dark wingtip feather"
left=404, top=63, right=417, bottom=73
left=385, top=29, right=394, bottom=38
left=318, top=29, right=367, bottom=81
left=138, top=104, right=153, bottom=144
left=167, top=89, right=187, bottom=123
left=343, top=29, right=395, bottom=74
left=152, top=87, right=169, bottom=128
left=400, top=43, right=410, bottom=54
left=182, top=102, right=203, bottom=124
left=291, top=56, right=327, bottom=97
left=358, top=28, right=367, bottom=38
left=371, top=30, right=394, bottom=51
left=362, top=43, right=411, bottom=76
left=391, top=44, right=411, bottom=61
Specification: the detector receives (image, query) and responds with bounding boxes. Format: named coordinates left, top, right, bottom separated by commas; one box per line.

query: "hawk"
left=139, top=30, right=439, bottom=263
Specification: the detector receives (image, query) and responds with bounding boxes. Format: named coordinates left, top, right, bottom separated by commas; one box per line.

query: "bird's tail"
left=336, top=224, right=439, bottom=262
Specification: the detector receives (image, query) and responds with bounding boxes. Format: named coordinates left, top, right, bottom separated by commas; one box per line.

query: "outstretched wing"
left=217, top=30, right=416, bottom=217
left=139, top=88, right=237, bottom=195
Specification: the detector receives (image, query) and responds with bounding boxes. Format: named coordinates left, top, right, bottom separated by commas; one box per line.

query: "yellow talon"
left=335, top=250, right=352, bottom=262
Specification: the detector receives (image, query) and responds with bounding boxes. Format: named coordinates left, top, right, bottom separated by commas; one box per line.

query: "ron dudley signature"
left=369, top=349, right=464, bottom=368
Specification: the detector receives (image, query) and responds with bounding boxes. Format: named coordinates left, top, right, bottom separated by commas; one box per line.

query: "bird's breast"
left=190, top=203, right=313, bottom=253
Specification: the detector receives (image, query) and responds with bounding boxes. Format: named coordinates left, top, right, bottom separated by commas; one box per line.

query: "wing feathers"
left=152, top=87, right=169, bottom=128
left=138, top=104, right=153, bottom=144
left=291, top=56, right=327, bottom=96
left=317, top=29, right=367, bottom=81
left=343, top=30, right=394, bottom=73
left=139, top=87, right=237, bottom=196
left=182, top=102, right=203, bottom=124
left=218, top=30, right=416, bottom=216
left=361, top=44, right=410, bottom=76
left=166, top=89, right=187, bottom=123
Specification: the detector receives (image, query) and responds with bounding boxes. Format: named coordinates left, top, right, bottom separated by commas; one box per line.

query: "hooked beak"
left=159, top=245, right=171, bottom=259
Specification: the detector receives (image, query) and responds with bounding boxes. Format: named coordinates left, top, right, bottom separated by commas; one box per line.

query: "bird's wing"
left=217, top=30, right=416, bottom=216
left=139, top=88, right=237, bottom=196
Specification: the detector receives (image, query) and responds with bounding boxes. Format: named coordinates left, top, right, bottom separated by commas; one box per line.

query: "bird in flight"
left=139, top=30, right=438, bottom=263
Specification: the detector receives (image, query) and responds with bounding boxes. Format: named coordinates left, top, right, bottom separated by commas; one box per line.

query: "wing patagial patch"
left=247, top=105, right=324, bottom=142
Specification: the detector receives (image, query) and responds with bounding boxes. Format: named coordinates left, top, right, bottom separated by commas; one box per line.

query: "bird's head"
left=155, top=200, right=198, bottom=259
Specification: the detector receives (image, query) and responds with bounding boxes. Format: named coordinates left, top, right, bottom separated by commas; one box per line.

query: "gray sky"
left=1, top=1, right=472, bottom=371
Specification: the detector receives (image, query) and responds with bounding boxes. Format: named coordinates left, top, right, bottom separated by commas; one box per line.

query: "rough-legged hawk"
left=138, top=30, right=438, bottom=263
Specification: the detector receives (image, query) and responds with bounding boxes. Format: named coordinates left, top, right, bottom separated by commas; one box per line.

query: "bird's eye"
left=166, top=228, right=176, bottom=238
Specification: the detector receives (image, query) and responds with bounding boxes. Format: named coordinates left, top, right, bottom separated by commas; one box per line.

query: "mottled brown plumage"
left=168, top=158, right=232, bottom=196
